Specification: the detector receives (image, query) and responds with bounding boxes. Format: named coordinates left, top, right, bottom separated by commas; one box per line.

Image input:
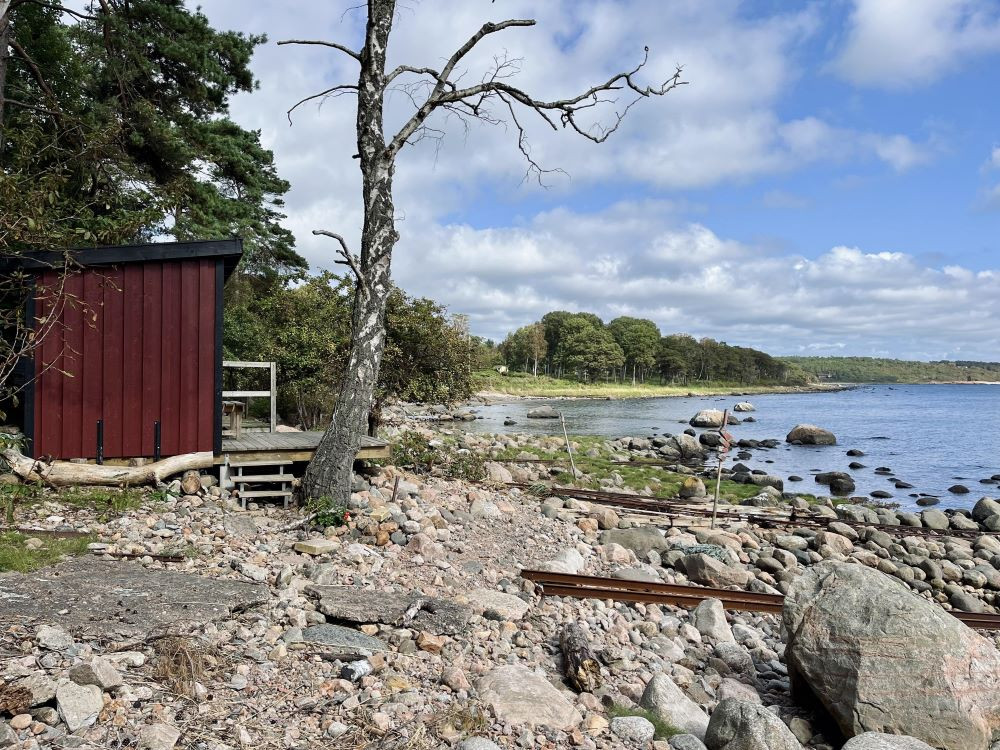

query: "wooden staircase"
left=222, top=458, right=295, bottom=509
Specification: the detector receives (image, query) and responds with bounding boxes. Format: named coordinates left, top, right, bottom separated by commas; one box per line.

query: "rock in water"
left=733, top=402, right=755, bottom=412
left=703, top=699, right=803, bottom=750
left=476, top=665, right=581, bottom=729
left=526, top=405, right=559, bottom=419
left=785, top=424, right=836, bottom=445
left=841, top=734, right=936, bottom=750
left=783, top=561, right=1000, bottom=749
left=690, top=409, right=725, bottom=428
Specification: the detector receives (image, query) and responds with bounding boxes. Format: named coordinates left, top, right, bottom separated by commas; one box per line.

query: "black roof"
left=0, top=239, right=244, bottom=279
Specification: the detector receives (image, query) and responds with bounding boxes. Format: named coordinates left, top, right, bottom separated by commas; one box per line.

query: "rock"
left=35, top=625, right=73, bottom=650
left=469, top=497, right=502, bottom=519
left=785, top=424, right=836, bottom=445
left=680, top=554, right=749, bottom=588
left=0, top=724, right=15, bottom=748
left=716, top=678, right=761, bottom=704
left=948, top=484, right=970, bottom=494
left=972, top=497, right=1000, bottom=522
left=639, top=673, right=709, bottom=739
left=670, top=736, right=709, bottom=750
left=703, top=699, right=802, bottom=750
left=840, top=734, right=936, bottom=750
left=138, top=724, right=183, bottom=750
left=300, top=624, right=387, bottom=656
left=483, top=462, right=513, bottom=483
left=68, top=656, right=123, bottom=690
left=477, top=665, right=581, bottom=729
left=307, top=586, right=471, bottom=634
left=920, top=509, right=949, bottom=530
left=611, top=715, right=656, bottom=744
left=783, top=560, right=1000, bottom=749
left=458, top=739, right=503, bottom=750
left=462, top=589, right=530, bottom=621
left=526, top=406, right=559, bottom=419
left=600, top=527, right=670, bottom=558
left=680, top=477, right=707, bottom=499
left=691, top=598, right=735, bottom=643
left=815, top=471, right=855, bottom=495
left=56, top=682, right=103, bottom=732
left=537, top=548, right=586, bottom=574
left=592, top=507, right=620, bottom=530
left=294, top=537, right=341, bottom=555
left=733, top=402, right=755, bottom=412
left=690, top=410, right=725, bottom=428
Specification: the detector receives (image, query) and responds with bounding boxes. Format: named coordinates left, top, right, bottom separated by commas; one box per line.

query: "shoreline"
left=474, top=381, right=853, bottom=403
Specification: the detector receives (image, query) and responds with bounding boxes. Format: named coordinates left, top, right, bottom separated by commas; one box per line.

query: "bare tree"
left=281, top=0, right=685, bottom=504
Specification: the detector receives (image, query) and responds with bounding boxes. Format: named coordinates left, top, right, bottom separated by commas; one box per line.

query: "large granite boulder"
left=783, top=561, right=1000, bottom=749
left=600, top=527, right=670, bottom=559
left=639, top=674, right=709, bottom=739
left=785, top=424, right=836, bottom=445
left=703, top=699, right=802, bottom=750
left=526, top=405, right=559, bottom=419
left=841, top=734, right=935, bottom=750
left=690, top=409, right=726, bottom=428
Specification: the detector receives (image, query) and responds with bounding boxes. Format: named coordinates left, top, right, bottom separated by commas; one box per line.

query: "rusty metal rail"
left=508, top=482, right=1000, bottom=541
left=521, top=570, right=1000, bottom=630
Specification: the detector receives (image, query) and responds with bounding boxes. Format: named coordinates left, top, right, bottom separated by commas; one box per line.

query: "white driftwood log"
left=1, top=449, right=213, bottom=487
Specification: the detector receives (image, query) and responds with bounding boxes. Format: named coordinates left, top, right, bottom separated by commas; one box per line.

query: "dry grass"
left=327, top=704, right=489, bottom=750
left=150, top=635, right=222, bottom=698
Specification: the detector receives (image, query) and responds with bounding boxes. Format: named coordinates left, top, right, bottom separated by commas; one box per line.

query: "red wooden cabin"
left=14, top=240, right=242, bottom=461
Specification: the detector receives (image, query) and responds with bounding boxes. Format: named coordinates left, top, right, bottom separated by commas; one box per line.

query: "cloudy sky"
left=198, top=0, right=1000, bottom=361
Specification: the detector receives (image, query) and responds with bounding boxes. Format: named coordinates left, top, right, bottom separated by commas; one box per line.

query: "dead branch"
left=277, top=38, right=362, bottom=63
left=560, top=622, right=602, bottom=692
left=286, top=84, right=358, bottom=124
left=312, top=229, right=368, bottom=292
left=1, top=448, right=213, bottom=486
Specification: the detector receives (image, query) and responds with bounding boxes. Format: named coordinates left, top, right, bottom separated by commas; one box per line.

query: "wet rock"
left=785, top=424, right=836, bottom=446
left=690, top=410, right=726, bottom=428
left=526, top=406, right=559, bottom=419
left=949, top=484, right=970, bottom=494
left=733, top=402, right=755, bottom=412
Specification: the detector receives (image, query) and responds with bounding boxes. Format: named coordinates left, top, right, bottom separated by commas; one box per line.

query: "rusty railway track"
left=521, top=570, right=1000, bottom=630
left=508, top=482, right=999, bottom=541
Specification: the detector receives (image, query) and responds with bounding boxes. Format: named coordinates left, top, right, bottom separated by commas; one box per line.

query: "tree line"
left=782, top=356, right=1000, bottom=384
left=494, top=311, right=810, bottom=385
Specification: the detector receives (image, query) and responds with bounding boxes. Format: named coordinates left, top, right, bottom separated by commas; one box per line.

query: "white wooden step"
left=238, top=489, right=293, bottom=498
left=228, top=459, right=293, bottom=468
left=235, top=474, right=293, bottom=483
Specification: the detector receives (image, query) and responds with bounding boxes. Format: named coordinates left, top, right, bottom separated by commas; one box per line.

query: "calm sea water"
left=458, top=384, right=1000, bottom=511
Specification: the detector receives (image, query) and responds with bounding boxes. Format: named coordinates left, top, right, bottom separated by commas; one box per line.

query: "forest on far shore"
left=781, top=356, right=1000, bottom=383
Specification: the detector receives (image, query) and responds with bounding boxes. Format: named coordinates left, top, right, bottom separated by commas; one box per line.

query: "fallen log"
left=1, top=448, right=213, bottom=487
left=560, top=622, right=602, bottom=693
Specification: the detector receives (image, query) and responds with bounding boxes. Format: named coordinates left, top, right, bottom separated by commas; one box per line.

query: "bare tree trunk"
left=0, top=4, right=11, bottom=153
left=302, top=1, right=397, bottom=504
left=560, top=623, right=601, bottom=692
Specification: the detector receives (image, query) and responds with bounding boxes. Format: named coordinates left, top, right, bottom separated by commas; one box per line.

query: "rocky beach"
left=3, top=402, right=1000, bottom=750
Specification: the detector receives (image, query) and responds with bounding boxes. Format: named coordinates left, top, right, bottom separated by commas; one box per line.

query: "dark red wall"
left=33, top=259, right=219, bottom=459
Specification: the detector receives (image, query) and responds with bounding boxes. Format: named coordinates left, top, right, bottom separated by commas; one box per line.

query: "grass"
left=473, top=370, right=821, bottom=399
left=0, top=531, right=95, bottom=572
left=607, top=703, right=680, bottom=740
left=1, top=483, right=155, bottom=524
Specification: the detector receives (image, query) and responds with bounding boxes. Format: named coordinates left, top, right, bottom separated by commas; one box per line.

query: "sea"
left=457, top=384, right=1000, bottom=512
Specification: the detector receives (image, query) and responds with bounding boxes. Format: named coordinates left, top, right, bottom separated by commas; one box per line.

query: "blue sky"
left=199, top=0, right=1000, bottom=361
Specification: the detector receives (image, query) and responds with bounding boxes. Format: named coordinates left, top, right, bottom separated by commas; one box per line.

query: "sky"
left=196, top=0, right=1000, bottom=361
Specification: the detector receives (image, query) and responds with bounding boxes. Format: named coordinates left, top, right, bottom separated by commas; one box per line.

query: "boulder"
left=691, top=598, right=735, bottom=643
left=783, top=561, right=1000, bottom=749
left=477, top=665, right=581, bottom=729
left=526, top=406, right=559, bottom=419
left=670, top=737, right=709, bottom=750
left=680, top=477, right=708, bottom=499
left=733, top=402, right=755, bottom=412
left=681, top=554, right=750, bottom=587
left=600, top=527, right=670, bottom=558
left=56, top=682, right=103, bottom=732
left=814, top=471, right=855, bottom=495
left=840, top=734, right=935, bottom=750
left=703, top=699, right=802, bottom=750
left=483, top=462, right=513, bottom=483
left=611, top=715, right=656, bottom=744
left=690, top=409, right=726, bottom=427
left=639, top=673, right=709, bottom=739
left=785, top=424, right=836, bottom=445
left=972, top=497, right=1000, bottom=523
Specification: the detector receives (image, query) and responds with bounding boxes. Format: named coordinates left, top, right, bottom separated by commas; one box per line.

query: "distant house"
left=7, top=240, right=242, bottom=460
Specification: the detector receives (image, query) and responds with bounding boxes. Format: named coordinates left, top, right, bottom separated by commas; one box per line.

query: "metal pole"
left=153, top=421, right=161, bottom=462
left=95, top=420, right=104, bottom=465
left=269, top=361, right=277, bottom=433
left=560, top=413, right=579, bottom=480
left=711, top=409, right=729, bottom=530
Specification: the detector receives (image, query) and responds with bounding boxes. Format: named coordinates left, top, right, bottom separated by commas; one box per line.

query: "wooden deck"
left=216, top=431, right=390, bottom=463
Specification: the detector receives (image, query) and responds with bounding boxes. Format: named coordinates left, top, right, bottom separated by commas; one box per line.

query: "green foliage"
left=305, top=497, right=351, bottom=528
left=608, top=316, right=660, bottom=379
left=782, top=356, right=1000, bottom=383
left=0, top=531, right=95, bottom=573
left=224, top=274, right=476, bottom=428
left=391, top=430, right=438, bottom=471
left=1, top=0, right=302, bottom=273
left=606, top=704, right=680, bottom=739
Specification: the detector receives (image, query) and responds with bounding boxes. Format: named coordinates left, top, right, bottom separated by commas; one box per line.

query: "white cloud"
left=390, top=202, right=1000, bottom=360
left=831, top=0, right=1000, bottom=88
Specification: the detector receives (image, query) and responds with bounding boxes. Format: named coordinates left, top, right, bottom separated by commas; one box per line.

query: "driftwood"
left=560, top=622, right=602, bottom=693
left=1, top=448, right=213, bottom=487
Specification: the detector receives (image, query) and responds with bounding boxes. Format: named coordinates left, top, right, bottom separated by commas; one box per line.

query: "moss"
left=607, top=703, right=680, bottom=739
left=0, top=531, right=95, bottom=573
